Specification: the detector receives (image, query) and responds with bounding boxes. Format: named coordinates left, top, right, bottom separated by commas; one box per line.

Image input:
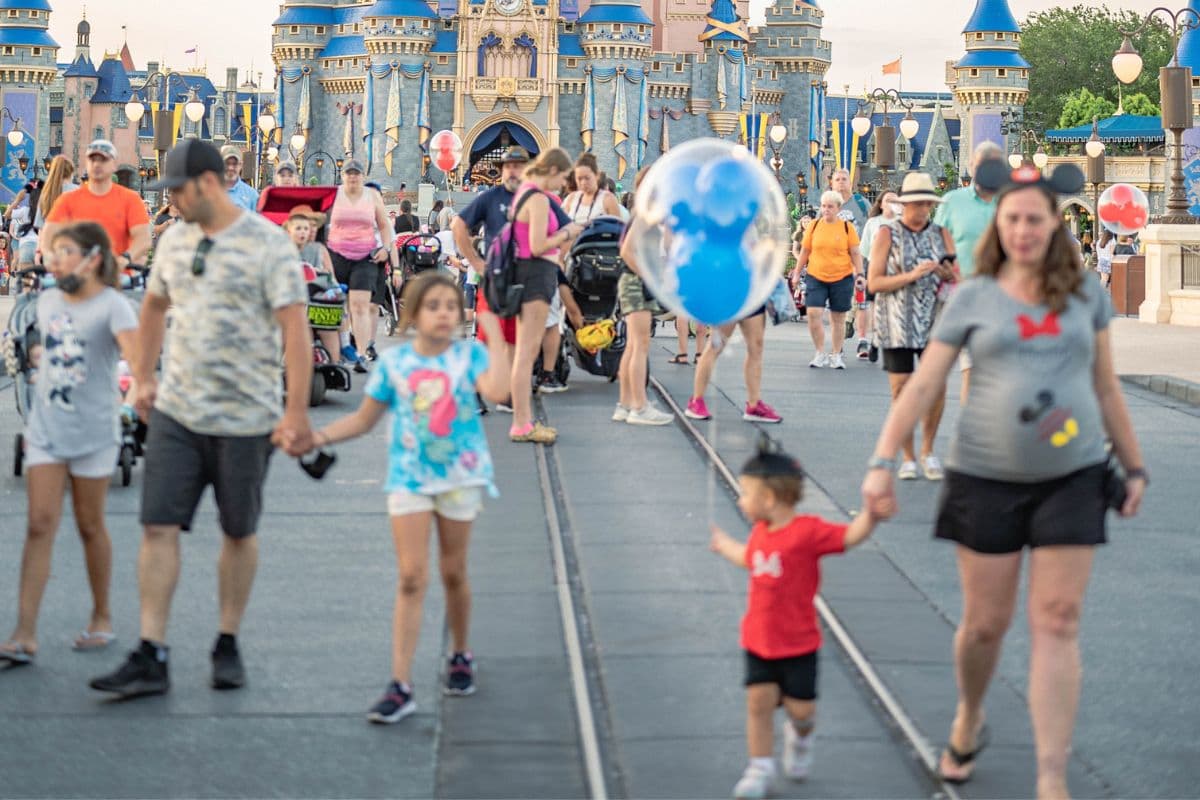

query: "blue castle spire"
left=701, top=0, right=749, bottom=43
left=1175, top=0, right=1200, bottom=71
left=962, top=0, right=1020, bottom=34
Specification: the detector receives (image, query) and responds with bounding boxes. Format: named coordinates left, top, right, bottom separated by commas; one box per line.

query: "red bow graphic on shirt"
left=1017, top=312, right=1061, bottom=340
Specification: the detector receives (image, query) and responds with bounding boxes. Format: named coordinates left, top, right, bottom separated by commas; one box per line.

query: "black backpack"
left=482, top=189, right=540, bottom=319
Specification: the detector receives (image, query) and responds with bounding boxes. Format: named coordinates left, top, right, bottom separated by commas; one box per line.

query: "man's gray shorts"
left=140, top=410, right=274, bottom=539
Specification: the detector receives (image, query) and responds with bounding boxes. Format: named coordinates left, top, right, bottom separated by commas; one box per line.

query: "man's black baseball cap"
left=147, top=139, right=224, bottom=191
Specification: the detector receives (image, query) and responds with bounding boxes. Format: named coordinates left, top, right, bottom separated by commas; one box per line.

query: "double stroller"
left=383, top=232, right=443, bottom=335
left=548, top=215, right=630, bottom=385
left=2, top=266, right=143, bottom=485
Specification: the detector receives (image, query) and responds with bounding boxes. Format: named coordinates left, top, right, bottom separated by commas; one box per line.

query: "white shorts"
left=387, top=487, right=484, bottom=521
left=24, top=442, right=119, bottom=479
left=546, top=293, right=564, bottom=328
left=959, top=350, right=973, bottom=371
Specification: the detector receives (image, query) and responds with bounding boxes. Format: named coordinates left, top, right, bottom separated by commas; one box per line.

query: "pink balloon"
left=1098, top=203, right=1123, bottom=223
left=1110, top=184, right=1133, bottom=205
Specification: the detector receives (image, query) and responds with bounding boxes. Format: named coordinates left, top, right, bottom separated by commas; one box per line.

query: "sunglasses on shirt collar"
left=192, top=238, right=214, bottom=276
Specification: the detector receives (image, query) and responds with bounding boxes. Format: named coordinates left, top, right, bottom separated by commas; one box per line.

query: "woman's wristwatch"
left=867, top=455, right=897, bottom=471
left=1126, top=466, right=1150, bottom=485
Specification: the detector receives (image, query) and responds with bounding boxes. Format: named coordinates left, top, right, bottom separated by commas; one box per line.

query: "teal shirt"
left=933, top=185, right=996, bottom=277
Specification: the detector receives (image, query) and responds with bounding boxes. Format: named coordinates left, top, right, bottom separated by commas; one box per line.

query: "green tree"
left=1058, top=88, right=1117, bottom=128
left=1122, top=92, right=1160, bottom=117
left=1021, top=5, right=1171, bottom=131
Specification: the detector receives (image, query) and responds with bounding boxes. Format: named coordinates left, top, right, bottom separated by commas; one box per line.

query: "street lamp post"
left=125, top=71, right=195, bottom=191
left=851, top=88, right=919, bottom=190
left=1085, top=115, right=1107, bottom=236
left=257, top=109, right=277, bottom=190
left=767, top=113, right=788, bottom=183
left=1, top=108, right=28, bottom=178
left=1114, top=7, right=1200, bottom=223
left=795, top=173, right=809, bottom=216
left=138, top=165, right=147, bottom=197
left=289, top=125, right=307, bottom=178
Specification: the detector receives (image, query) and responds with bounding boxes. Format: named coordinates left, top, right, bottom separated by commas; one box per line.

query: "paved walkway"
left=1, top=311, right=1197, bottom=798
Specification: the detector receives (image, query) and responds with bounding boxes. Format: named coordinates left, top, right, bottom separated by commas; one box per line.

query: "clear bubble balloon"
left=1097, top=182, right=1149, bottom=236
left=630, top=139, right=790, bottom=326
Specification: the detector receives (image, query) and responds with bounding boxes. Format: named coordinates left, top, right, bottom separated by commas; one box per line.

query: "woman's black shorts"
left=331, top=250, right=383, bottom=293
left=744, top=650, right=818, bottom=700
left=882, top=347, right=924, bottom=374
left=515, top=257, right=559, bottom=305
left=935, top=463, right=1108, bottom=554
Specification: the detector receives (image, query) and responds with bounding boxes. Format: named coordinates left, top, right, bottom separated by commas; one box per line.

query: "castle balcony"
left=580, top=25, right=651, bottom=60
left=0, top=63, right=57, bottom=85
left=469, top=75, right=544, bottom=113
left=363, top=22, right=437, bottom=55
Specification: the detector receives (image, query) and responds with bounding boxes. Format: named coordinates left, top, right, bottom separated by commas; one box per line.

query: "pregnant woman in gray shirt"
left=860, top=162, right=1147, bottom=798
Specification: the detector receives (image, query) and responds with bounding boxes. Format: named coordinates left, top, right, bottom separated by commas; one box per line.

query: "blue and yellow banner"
left=740, top=112, right=769, bottom=160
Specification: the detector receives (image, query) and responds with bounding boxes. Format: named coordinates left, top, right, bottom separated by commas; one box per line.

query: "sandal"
left=693, top=353, right=701, bottom=364
left=668, top=353, right=689, bottom=365
left=0, top=641, right=35, bottom=667
left=72, top=630, right=116, bottom=651
left=939, top=724, right=990, bottom=784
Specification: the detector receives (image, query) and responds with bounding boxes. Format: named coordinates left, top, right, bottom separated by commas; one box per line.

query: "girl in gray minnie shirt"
left=861, top=163, right=1146, bottom=797
left=0, top=222, right=138, bottom=667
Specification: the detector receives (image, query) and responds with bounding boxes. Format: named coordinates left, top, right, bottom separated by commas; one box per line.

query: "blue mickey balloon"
left=631, top=139, right=788, bottom=327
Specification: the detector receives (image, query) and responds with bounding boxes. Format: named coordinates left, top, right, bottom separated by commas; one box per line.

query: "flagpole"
left=842, top=83, right=849, bottom=172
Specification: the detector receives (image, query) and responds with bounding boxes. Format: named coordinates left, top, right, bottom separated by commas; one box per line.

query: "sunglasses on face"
left=192, top=237, right=214, bottom=276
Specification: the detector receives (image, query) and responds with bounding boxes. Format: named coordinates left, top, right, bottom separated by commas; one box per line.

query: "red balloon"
left=1122, top=205, right=1148, bottom=230
left=435, top=151, right=457, bottom=172
left=1110, top=184, right=1134, bottom=205
left=1098, top=202, right=1123, bottom=223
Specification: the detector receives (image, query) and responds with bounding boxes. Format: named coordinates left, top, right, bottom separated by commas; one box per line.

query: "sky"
left=45, top=0, right=1175, bottom=94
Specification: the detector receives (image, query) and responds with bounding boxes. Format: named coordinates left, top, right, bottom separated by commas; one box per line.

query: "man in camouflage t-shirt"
left=90, top=140, right=312, bottom=700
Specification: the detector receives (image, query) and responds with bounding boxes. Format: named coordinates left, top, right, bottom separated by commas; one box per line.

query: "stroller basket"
left=570, top=250, right=624, bottom=299
left=398, top=233, right=442, bottom=274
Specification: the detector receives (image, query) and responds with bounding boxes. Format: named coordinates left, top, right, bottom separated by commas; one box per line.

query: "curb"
left=1121, top=374, right=1200, bottom=407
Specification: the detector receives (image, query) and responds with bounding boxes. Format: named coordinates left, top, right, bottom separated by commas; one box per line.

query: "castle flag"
left=612, top=75, right=629, bottom=178
left=384, top=68, right=401, bottom=176
left=882, top=58, right=901, bottom=76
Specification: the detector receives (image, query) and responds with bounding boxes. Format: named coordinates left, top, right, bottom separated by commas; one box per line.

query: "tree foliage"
left=1021, top=5, right=1171, bottom=131
left=1122, top=92, right=1160, bottom=117
left=1059, top=88, right=1117, bottom=128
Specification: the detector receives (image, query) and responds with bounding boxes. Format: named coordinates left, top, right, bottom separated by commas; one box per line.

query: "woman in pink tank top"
left=326, top=161, right=395, bottom=369
left=507, top=148, right=582, bottom=444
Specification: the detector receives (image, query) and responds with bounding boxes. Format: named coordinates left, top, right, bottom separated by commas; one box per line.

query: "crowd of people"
left=0, top=135, right=1152, bottom=800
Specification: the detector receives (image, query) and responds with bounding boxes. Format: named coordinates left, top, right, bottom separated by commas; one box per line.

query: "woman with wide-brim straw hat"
left=867, top=171, right=957, bottom=482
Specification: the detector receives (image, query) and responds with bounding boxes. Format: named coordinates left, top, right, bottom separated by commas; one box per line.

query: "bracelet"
left=1126, top=466, right=1149, bottom=485
left=867, top=455, right=897, bottom=471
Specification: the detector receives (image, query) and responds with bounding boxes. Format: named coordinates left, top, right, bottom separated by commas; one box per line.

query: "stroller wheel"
left=119, top=444, right=134, bottom=487
left=13, top=433, right=23, bottom=477
left=308, top=371, right=327, bottom=407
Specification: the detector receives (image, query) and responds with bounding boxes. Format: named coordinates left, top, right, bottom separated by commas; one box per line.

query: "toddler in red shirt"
left=711, top=438, right=879, bottom=799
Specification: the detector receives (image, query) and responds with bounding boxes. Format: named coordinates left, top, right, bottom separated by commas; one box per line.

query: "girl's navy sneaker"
left=444, top=652, right=476, bottom=696
left=367, top=680, right=416, bottom=724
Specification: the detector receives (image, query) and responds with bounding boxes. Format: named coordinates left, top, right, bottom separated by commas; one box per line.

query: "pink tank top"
left=513, top=182, right=561, bottom=260
left=327, top=188, right=377, bottom=260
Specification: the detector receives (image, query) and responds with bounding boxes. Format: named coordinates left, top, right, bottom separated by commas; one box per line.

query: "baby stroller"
left=558, top=216, right=629, bottom=383
left=382, top=232, right=442, bottom=336
left=303, top=264, right=352, bottom=406
left=2, top=266, right=141, bottom=485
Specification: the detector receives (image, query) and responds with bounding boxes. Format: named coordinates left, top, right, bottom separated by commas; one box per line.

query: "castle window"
left=291, top=25, right=299, bottom=33
left=613, top=24, right=622, bottom=32
left=94, top=126, right=104, bottom=141
left=1, top=47, right=12, bottom=55
left=970, top=68, right=978, bottom=77
left=338, top=59, right=344, bottom=67
left=32, top=47, right=41, bottom=56
left=395, top=18, right=402, bottom=25
left=652, top=61, right=661, bottom=70
left=674, top=63, right=683, bottom=73
left=353, top=23, right=360, bottom=32
left=567, top=58, right=578, bottom=67
left=422, top=19, right=430, bottom=28
left=443, top=19, right=454, bottom=30
left=997, top=68, right=1007, bottom=78
left=30, top=9, right=38, bottom=17
left=1013, top=33, right=1020, bottom=42
left=316, top=26, right=326, bottom=34
left=564, top=22, right=574, bottom=32
left=437, top=55, right=449, bottom=64
left=587, top=24, right=594, bottom=32
left=214, top=107, right=227, bottom=136
left=6, top=10, right=16, bottom=17
left=974, top=32, right=983, bottom=40
left=995, top=32, right=1005, bottom=40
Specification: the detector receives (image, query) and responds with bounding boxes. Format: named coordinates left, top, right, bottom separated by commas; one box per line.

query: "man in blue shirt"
left=220, top=146, right=259, bottom=213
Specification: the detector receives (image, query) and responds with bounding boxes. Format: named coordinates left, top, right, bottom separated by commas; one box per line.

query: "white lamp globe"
left=290, top=131, right=307, bottom=152
left=850, top=114, right=871, bottom=138
left=1085, top=139, right=1106, bottom=159
left=769, top=124, right=787, bottom=145
left=1033, top=149, right=1049, bottom=169
left=125, top=101, right=146, bottom=123
left=1008, top=153, right=1023, bottom=169
left=184, top=98, right=206, bottom=124
left=6, top=129, right=21, bottom=147
left=899, top=116, right=920, bottom=141
left=258, top=113, right=276, bottom=136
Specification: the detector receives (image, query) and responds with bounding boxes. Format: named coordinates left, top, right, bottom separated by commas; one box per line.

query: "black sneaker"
left=354, top=357, right=369, bottom=374
left=857, top=339, right=870, bottom=360
left=476, top=392, right=489, bottom=416
left=89, top=645, right=169, bottom=698
left=868, top=344, right=879, bottom=363
left=366, top=342, right=379, bottom=362
left=539, top=374, right=568, bottom=394
left=445, top=652, right=476, bottom=696
left=367, top=680, right=417, bottom=724
left=211, top=636, right=245, bottom=690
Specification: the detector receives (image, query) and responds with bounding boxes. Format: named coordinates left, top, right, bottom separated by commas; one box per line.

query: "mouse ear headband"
left=974, top=158, right=1085, bottom=199
left=741, top=433, right=804, bottom=479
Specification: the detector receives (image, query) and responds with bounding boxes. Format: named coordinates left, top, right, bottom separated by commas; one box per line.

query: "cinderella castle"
left=267, top=0, right=1034, bottom=190
left=0, top=0, right=1034, bottom=196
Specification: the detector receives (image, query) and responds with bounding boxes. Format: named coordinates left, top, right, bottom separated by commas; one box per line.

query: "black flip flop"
left=668, top=353, right=689, bottom=365
left=0, top=642, right=35, bottom=667
left=939, top=724, right=990, bottom=784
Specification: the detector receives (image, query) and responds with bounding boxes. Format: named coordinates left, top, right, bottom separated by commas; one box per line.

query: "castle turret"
left=753, top=0, right=830, bottom=186
left=0, top=0, right=61, bottom=195
left=953, top=0, right=1028, bottom=164
left=1174, top=0, right=1200, bottom=119
left=75, top=13, right=90, bottom=61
